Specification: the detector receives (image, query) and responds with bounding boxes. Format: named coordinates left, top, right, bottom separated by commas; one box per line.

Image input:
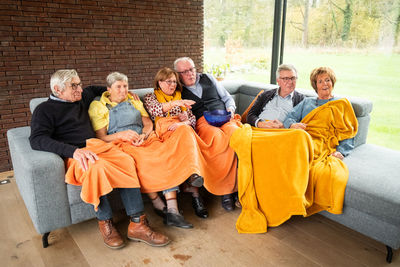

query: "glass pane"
left=204, top=0, right=275, bottom=83
left=284, top=0, right=400, bottom=150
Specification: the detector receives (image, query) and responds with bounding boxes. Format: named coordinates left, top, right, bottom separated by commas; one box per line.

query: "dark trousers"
left=95, top=188, right=144, bottom=221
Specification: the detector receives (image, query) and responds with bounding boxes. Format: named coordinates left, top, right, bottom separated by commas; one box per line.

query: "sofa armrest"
left=7, top=127, right=72, bottom=234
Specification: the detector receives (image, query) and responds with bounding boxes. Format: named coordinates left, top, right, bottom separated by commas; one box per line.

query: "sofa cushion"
left=343, top=144, right=400, bottom=225
left=321, top=206, right=400, bottom=249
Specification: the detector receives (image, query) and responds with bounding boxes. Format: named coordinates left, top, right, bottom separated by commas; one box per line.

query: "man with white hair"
left=174, top=57, right=241, bottom=212
left=30, top=69, right=170, bottom=249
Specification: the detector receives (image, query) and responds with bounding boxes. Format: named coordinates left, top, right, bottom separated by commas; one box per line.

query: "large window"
left=204, top=0, right=275, bottom=83
left=204, top=0, right=400, bottom=150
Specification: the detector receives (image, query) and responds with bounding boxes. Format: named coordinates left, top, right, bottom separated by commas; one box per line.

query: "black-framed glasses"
left=279, top=76, right=297, bottom=82
left=178, top=67, right=196, bottom=75
left=162, top=80, right=177, bottom=85
left=70, top=82, right=82, bottom=90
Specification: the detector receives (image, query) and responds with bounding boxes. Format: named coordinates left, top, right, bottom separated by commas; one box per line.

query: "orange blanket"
left=113, top=116, right=242, bottom=195
left=230, top=99, right=358, bottom=233
left=65, top=138, right=140, bottom=210
left=114, top=118, right=203, bottom=193
left=196, top=115, right=242, bottom=195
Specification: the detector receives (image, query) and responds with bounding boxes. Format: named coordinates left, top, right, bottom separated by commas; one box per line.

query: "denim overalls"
left=107, top=100, right=179, bottom=194
left=107, top=101, right=143, bottom=134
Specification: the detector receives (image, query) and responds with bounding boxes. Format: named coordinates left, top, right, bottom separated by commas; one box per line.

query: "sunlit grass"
left=204, top=47, right=400, bottom=151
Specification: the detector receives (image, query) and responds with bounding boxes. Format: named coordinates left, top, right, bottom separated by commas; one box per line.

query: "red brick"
left=3, top=121, right=28, bottom=128
left=19, top=6, right=44, bottom=13
left=0, top=0, right=203, bottom=171
left=20, top=1, right=48, bottom=7
left=11, top=15, right=37, bottom=22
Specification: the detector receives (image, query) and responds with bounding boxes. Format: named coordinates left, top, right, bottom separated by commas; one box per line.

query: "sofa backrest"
left=221, top=80, right=373, bottom=148
left=30, top=81, right=372, bottom=148
left=30, top=97, right=48, bottom=113
left=29, top=88, right=155, bottom=114
left=222, top=81, right=279, bottom=115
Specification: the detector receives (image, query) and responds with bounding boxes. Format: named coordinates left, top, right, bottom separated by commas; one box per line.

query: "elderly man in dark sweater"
left=30, top=69, right=169, bottom=249
left=247, top=64, right=305, bottom=128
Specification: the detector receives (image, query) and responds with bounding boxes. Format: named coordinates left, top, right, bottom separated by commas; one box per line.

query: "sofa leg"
left=386, top=245, right=393, bottom=263
left=42, top=232, right=50, bottom=248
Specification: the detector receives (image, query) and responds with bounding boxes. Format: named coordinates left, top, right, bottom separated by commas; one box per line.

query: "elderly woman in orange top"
left=144, top=67, right=208, bottom=219
left=88, top=72, right=205, bottom=229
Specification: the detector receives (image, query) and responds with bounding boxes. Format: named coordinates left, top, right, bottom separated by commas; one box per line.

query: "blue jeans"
left=163, top=186, right=179, bottom=194
left=95, top=188, right=144, bottom=221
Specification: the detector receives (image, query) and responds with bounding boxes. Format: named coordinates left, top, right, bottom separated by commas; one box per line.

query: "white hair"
left=50, top=69, right=78, bottom=96
left=276, top=64, right=298, bottom=79
left=106, top=72, right=128, bottom=87
left=173, top=57, right=195, bottom=71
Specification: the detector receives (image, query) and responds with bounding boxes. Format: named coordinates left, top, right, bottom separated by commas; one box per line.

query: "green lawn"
left=204, top=47, right=400, bottom=151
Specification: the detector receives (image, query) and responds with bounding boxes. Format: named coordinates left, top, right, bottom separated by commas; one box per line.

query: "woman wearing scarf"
left=144, top=67, right=209, bottom=219
left=88, top=72, right=206, bottom=229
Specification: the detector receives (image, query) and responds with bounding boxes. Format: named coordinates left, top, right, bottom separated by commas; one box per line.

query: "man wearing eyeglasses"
left=247, top=64, right=305, bottom=128
left=173, top=57, right=241, bottom=212
left=30, top=69, right=170, bottom=249
left=174, top=57, right=236, bottom=118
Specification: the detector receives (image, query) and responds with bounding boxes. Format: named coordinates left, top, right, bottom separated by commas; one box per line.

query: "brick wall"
left=0, top=0, right=204, bottom=171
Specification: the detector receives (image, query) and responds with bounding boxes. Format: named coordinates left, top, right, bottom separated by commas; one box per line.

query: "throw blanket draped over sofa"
left=7, top=82, right=399, bottom=263
left=230, top=99, right=358, bottom=233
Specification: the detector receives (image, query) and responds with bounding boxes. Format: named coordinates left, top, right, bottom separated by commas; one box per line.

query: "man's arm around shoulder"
left=81, top=85, right=107, bottom=106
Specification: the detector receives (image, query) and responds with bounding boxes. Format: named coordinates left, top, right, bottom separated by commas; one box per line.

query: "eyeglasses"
left=162, top=80, right=177, bottom=85
left=70, top=82, right=82, bottom=90
left=178, top=67, right=196, bottom=75
left=279, top=76, right=297, bottom=82
left=317, top=78, right=332, bottom=84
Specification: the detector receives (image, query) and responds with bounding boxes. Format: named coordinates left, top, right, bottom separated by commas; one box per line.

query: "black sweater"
left=29, top=86, right=106, bottom=158
left=246, top=88, right=305, bottom=126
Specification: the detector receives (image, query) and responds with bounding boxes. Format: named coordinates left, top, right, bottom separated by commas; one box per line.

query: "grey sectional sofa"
left=7, top=81, right=400, bottom=262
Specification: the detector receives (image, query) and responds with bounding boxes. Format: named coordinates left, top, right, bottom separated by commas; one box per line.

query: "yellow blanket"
left=230, top=98, right=358, bottom=233
left=303, top=98, right=358, bottom=215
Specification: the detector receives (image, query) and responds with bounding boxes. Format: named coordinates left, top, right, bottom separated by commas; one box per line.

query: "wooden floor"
left=1, top=171, right=398, bottom=267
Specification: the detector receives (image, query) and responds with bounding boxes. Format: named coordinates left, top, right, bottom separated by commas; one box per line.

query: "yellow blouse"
left=88, top=91, right=149, bottom=131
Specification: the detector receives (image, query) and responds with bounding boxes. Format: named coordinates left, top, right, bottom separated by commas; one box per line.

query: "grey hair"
left=276, top=64, right=298, bottom=79
left=50, top=69, right=79, bottom=97
left=106, top=72, right=128, bottom=87
left=173, top=57, right=195, bottom=71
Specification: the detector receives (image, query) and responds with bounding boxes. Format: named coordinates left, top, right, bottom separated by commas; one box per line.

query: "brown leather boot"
left=98, top=219, right=125, bottom=249
left=127, top=215, right=170, bottom=247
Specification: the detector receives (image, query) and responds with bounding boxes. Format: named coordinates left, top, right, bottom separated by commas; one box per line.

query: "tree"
left=330, top=0, right=353, bottom=41
left=395, top=2, right=400, bottom=47
left=303, top=0, right=311, bottom=48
